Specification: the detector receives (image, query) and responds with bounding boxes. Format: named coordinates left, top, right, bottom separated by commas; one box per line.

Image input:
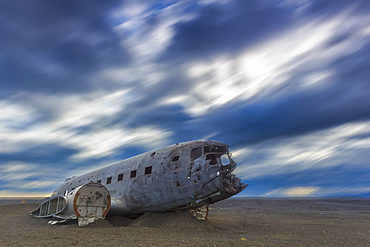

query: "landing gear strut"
left=189, top=204, right=209, bottom=220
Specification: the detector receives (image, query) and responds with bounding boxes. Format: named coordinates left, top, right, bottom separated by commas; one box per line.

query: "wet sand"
left=1, top=197, right=369, bottom=246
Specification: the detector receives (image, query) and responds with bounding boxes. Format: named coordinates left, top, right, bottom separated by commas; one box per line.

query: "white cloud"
left=266, top=186, right=320, bottom=196
left=67, top=126, right=172, bottom=161
left=0, top=162, right=36, bottom=172
left=161, top=11, right=370, bottom=116
left=234, top=121, right=370, bottom=179
left=0, top=90, right=172, bottom=160
left=319, top=186, right=370, bottom=196
left=0, top=160, right=121, bottom=197
left=231, top=147, right=253, bottom=160
left=0, top=162, right=67, bottom=197
left=0, top=162, right=39, bottom=181
left=17, top=180, right=57, bottom=189
left=0, top=190, right=50, bottom=197
left=50, top=90, right=130, bottom=128
left=266, top=186, right=370, bottom=197
left=0, top=100, right=39, bottom=129
left=199, top=0, right=231, bottom=5
left=115, top=1, right=194, bottom=63
left=107, top=3, right=370, bottom=118
left=0, top=172, right=37, bottom=181
left=108, top=1, right=198, bottom=95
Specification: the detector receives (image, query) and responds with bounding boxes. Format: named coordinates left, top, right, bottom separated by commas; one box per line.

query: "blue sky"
left=1, top=0, right=370, bottom=197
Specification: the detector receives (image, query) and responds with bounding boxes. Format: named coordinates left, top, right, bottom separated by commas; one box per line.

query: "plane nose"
left=198, top=165, right=222, bottom=196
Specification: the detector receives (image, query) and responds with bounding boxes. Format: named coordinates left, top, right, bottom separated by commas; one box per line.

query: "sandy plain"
left=0, top=197, right=369, bottom=246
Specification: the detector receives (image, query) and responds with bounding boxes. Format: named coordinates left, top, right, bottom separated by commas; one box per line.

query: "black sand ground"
left=0, top=197, right=369, bottom=246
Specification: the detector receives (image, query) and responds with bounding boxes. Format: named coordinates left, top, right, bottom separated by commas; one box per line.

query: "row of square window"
left=97, top=166, right=152, bottom=185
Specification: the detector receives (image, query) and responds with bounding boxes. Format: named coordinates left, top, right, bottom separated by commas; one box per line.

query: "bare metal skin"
left=53, top=140, right=248, bottom=218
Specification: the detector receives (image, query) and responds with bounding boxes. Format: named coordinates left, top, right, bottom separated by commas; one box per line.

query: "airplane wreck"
left=30, top=140, right=248, bottom=226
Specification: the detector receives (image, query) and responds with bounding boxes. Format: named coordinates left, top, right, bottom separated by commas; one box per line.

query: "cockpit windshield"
left=203, top=145, right=230, bottom=165
left=221, top=154, right=230, bottom=165
left=190, top=145, right=230, bottom=165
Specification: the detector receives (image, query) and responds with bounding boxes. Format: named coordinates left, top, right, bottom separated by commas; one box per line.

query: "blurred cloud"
left=265, top=186, right=370, bottom=197
left=0, top=190, right=50, bottom=197
left=0, top=92, right=172, bottom=160
left=1, top=0, right=370, bottom=196
left=266, top=186, right=321, bottom=196
left=0, top=0, right=129, bottom=93
left=234, top=121, right=370, bottom=179
left=168, top=11, right=370, bottom=116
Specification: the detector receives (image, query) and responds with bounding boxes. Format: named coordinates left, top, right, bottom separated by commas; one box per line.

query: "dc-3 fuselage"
left=32, top=140, right=247, bottom=225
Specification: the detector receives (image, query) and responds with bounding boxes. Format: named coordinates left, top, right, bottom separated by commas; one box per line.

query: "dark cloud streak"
left=0, top=0, right=128, bottom=94
left=203, top=85, right=370, bottom=148
left=162, top=0, right=294, bottom=61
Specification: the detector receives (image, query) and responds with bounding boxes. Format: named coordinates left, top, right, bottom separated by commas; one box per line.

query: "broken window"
left=97, top=180, right=101, bottom=184
left=172, top=155, right=179, bottom=162
left=206, top=154, right=220, bottom=165
left=107, top=177, right=112, bottom=184
left=117, top=173, right=123, bottom=181
left=204, top=146, right=228, bottom=153
left=145, top=166, right=152, bottom=175
left=191, top=147, right=202, bottom=161
left=130, top=170, right=137, bottom=178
